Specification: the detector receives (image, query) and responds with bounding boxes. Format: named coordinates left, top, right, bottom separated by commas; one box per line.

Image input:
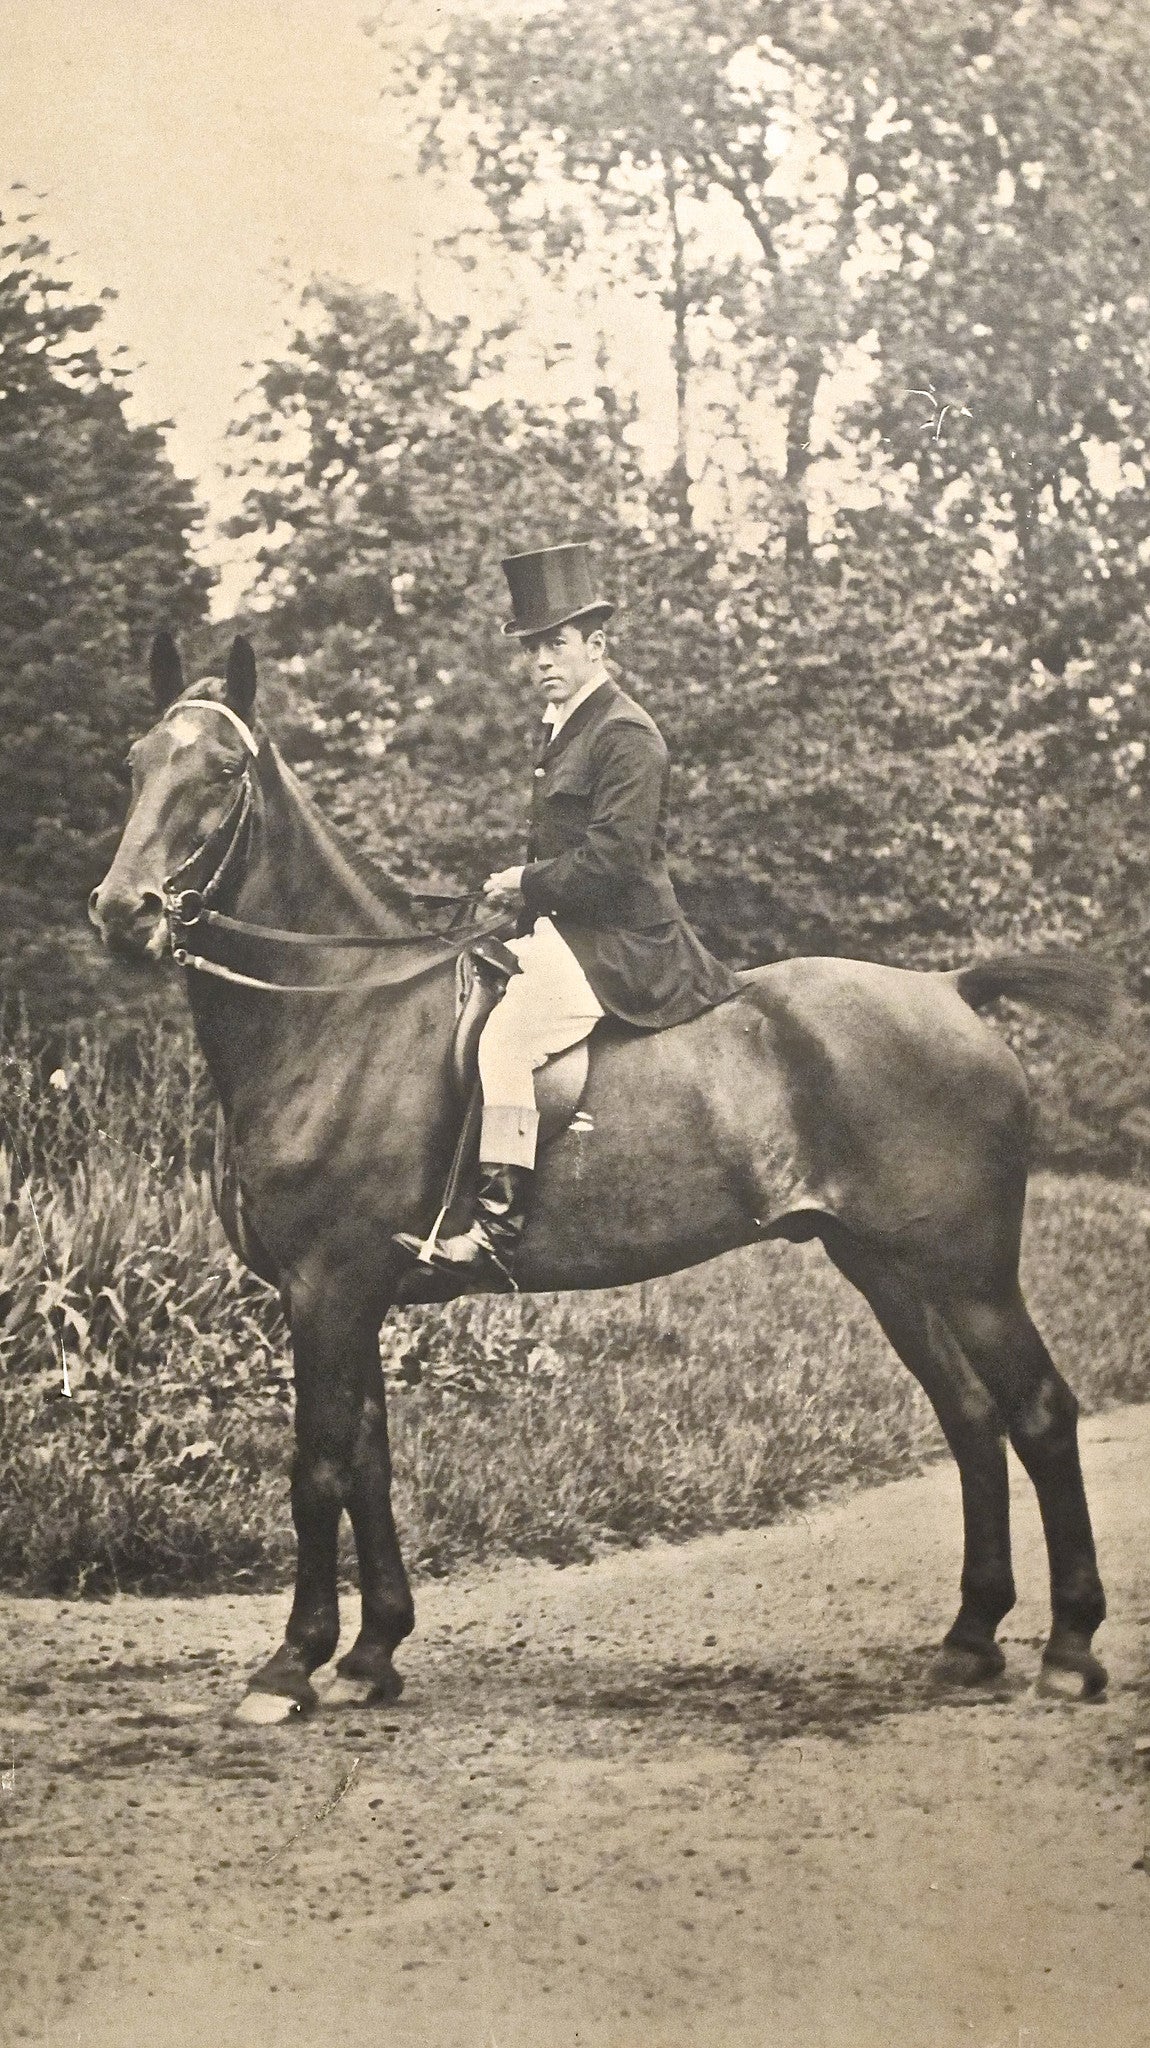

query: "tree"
left=399, top=0, right=1150, bottom=947
left=224, top=270, right=1081, bottom=971
left=226, top=279, right=653, bottom=884
left=224, top=264, right=1150, bottom=1166
left=841, top=0, right=1150, bottom=670
left=414, top=0, right=1150, bottom=603
left=0, top=211, right=213, bottom=1023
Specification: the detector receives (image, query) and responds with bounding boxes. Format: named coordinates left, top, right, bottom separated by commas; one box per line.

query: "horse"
left=89, top=633, right=1114, bottom=1725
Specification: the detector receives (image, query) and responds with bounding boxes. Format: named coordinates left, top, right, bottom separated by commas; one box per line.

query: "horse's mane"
left=265, top=742, right=426, bottom=933
left=315, top=806, right=419, bottom=911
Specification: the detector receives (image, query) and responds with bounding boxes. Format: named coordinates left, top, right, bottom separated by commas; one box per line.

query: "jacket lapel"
left=538, top=680, right=616, bottom=767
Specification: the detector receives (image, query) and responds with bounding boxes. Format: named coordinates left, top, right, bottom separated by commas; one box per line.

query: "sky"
left=1, top=0, right=628, bottom=611
left=0, top=0, right=877, bottom=614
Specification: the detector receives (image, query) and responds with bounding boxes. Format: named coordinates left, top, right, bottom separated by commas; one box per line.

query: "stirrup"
left=391, top=1222, right=518, bottom=1296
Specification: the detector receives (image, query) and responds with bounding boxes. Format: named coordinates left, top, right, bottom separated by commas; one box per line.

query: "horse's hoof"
left=930, top=1640, right=1007, bottom=1689
left=327, top=1655, right=405, bottom=1707
left=322, top=1672, right=403, bottom=1709
left=230, top=1688, right=312, bottom=1727
left=1036, top=1649, right=1108, bottom=1701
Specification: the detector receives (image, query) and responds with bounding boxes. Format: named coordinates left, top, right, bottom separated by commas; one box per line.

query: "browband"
left=167, top=698, right=260, bottom=757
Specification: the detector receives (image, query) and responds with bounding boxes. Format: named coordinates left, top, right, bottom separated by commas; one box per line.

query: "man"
left=396, top=540, right=741, bottom=1289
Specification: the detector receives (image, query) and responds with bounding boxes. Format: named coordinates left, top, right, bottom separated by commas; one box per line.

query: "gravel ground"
left=3, top=1407, right=1148, bottom=2048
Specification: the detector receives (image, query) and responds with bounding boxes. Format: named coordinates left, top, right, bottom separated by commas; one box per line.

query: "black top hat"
left=501, top=542, right=615, bottom=637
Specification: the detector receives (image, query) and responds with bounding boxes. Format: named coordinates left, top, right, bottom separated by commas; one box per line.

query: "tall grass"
left=2, top=1014, right=1149, bottom=1593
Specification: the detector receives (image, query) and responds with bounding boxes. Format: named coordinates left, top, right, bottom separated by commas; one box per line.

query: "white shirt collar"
left=542, top=674, right=605, bottom=738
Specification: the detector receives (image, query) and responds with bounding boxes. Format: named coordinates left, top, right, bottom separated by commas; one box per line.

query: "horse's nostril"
left=88, top=883, right=163, bottom=950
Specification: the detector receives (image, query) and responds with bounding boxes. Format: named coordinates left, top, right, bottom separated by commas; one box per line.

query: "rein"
left=161, top=700, right=513, bottom=995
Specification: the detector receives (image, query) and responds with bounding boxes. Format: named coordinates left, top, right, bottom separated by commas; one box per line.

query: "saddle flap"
left=452, top=949, right=509, bottom=1098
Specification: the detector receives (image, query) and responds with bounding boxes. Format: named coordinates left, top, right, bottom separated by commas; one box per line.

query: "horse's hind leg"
left=328, top=1337, right=415, bottom=1706
left=822, top=1226, right=1016, bottom=1685
left=942, top=1290, right=1107, bottom=1698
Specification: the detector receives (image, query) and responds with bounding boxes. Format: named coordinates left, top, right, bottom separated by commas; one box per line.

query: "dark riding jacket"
left=519, top=679, right=740, bottom=1029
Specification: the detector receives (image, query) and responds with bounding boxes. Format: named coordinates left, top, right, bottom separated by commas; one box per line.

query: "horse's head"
left=90, top=633, right=260, bottom=960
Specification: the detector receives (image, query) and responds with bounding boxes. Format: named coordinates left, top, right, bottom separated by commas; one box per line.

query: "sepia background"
left=6, top=0, right=1150, bottom=1094
left=3, top=0, right=1150, bottom=1610
left=1, top=7, right=1148, bottom=2042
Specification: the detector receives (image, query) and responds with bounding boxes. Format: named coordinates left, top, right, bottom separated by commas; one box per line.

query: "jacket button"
left=534, top=766, right=545, bottom=777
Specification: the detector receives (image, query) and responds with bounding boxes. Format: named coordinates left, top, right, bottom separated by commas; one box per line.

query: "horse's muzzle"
left=89, top=883, right=168, bottom=960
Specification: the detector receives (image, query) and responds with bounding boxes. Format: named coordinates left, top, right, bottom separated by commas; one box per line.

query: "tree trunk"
left=782, top=350, right=823, bottom=561
left=663, top=157, right=694, bottom=532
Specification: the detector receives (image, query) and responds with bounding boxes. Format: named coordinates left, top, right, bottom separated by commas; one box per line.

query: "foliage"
left=420, top=0, right=1150, bottom=586
left=0, top=209, right=213, bottom=1024
left=215, top=5, right=1150, bottom=1004
left=11, top=2, right=1150, bottom=1138
left=225, top=281, right=650, bottom=884
left=398, top=0, right=1150, bottom=966
left=223, top=283, right=1095, bottom=977
left=0, top=1014, right=287, bottom=1587
left=2, top=1017, right=1149, bottom=1592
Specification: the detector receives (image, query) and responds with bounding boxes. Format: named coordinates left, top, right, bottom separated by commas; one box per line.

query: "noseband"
left=158, top=699, right=512, bottom=994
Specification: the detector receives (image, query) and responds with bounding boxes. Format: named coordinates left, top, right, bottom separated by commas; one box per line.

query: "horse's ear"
left=149, top=631, right=184, bottom=709
left=225, top=635, right=258, bottom=724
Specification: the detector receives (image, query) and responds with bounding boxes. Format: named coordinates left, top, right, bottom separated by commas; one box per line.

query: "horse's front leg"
left=235, top=1285, right=385, bottom=1724
left=327, top=1333, right=414, bottom=1706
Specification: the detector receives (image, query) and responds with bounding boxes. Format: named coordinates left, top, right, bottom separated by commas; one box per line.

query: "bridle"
left=161, top=702, right=257, bottom=938
left=158, top=700, right=513, bottom=995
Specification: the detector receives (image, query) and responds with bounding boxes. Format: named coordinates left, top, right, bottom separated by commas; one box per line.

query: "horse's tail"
left=949, top=951, right=1118, bottom=1031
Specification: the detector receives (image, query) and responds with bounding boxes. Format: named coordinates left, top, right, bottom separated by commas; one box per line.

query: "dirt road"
left=3, top=1408, right=1148, bottom=2048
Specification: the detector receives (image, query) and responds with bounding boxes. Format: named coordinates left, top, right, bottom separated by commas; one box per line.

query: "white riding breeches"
left=476, top=917, right=604, bottom=1168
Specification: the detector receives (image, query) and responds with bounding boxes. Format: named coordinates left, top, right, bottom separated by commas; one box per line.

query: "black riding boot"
left=393, top=1163, right=532, bottom=1294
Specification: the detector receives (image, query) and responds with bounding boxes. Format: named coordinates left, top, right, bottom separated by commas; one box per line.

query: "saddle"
left=452, top=936, right=593, bottom=1144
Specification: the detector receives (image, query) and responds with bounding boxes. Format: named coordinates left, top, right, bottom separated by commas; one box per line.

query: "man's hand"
left=482, top=865, right=525, bottom=902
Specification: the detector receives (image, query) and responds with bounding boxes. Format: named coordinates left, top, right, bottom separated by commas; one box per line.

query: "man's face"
left=523, top=622, right=601, bottom=705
